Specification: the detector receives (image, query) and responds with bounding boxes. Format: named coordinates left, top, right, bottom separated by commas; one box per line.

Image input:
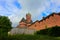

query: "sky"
left=0, top=0, right=60, bottom=27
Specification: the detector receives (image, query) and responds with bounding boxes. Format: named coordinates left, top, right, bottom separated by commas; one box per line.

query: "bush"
left=7, top=34, right=60, bottom=40
left=36, top=26, right=60, bottom=37
left=8, top=34, right=39, bottom=40
left=50, top=26, right=60, bottom=36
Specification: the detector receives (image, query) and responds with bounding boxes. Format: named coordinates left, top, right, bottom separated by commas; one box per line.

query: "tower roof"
left=20, top=18, right=26, bottom=22
left=26, top=12, right=31, bottom=16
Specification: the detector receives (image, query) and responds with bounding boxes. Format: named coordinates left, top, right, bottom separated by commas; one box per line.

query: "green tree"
left=0, top=16, right=12, bottom=39
left=0, top=16, right=12, bottom=32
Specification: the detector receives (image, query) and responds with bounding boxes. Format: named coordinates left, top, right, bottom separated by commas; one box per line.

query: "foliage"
left=7, top=34, right=60, bottom=40
left=0, top=16, right=12, bottom=32
left=36, top=26, right=60, bottom=37
left=0, top=16, right=12, bottom=39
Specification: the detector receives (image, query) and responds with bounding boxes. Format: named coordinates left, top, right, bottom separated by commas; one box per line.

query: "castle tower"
left=25, top=13, right=33, bottom=26
left=17, top=13, right=33, bottom=28
left=26, top=13, right=32, bottom=23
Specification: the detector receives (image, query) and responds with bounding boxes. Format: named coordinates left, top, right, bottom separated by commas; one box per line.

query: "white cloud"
left=18, top=0, right=50, bottom=20
left=9, top=0, right=51, bottom=27
left=0, top=0, right=60, bottom=27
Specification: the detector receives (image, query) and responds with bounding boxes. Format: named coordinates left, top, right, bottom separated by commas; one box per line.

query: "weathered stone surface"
left=9, top=28, right=36, bottom=35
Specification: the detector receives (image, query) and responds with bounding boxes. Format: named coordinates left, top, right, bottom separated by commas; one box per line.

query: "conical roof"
left=20, top=18, right=26, bottom=22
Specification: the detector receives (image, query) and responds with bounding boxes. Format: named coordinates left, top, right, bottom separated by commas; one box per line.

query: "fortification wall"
left=28, top=13, right=60, bottom=31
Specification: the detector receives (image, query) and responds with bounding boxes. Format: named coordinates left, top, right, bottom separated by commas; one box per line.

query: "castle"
left=8, top=12, right=60, bottom=35
left=17, top=12, right=60, bottom=31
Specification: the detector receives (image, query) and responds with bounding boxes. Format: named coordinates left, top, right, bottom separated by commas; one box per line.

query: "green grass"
left=8, top=34, right=60, bottom=40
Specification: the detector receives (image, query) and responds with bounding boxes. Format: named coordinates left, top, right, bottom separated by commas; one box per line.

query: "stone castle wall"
left=28, top=13, right=60, bottom=31
left=9, top=28, right=36, bottom=35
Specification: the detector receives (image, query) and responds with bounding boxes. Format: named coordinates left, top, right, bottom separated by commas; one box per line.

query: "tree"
left=0, top=16, right=12, bottom=32
left=0, top=16, right=12, bottom=39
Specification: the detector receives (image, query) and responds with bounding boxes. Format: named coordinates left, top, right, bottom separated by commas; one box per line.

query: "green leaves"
left=0, top=16, right=12, bottom=39
left=36, top=26, right=60, bottom=37
left=0, top=16, right=12, bottom=32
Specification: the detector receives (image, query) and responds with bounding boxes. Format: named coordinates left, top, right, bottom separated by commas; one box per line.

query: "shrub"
left=36, top=26, right=60, bottom=37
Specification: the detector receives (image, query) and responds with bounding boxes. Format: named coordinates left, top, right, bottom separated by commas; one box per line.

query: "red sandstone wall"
left=28, top=22, right=40, bottom=30
left=46, top=16, right=56, bottom=28
left=39, top=21, right=46, bottom=30
left=54, top=14, right=60, bottom=26
left=28, top=14, right=60, bottom=31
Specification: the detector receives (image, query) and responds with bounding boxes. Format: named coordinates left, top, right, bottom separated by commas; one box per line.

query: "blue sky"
left=0, top=0, right=60, bottom=27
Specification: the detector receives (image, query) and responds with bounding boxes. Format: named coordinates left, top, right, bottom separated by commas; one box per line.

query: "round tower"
left=26, top=13, right=33, bottom=26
